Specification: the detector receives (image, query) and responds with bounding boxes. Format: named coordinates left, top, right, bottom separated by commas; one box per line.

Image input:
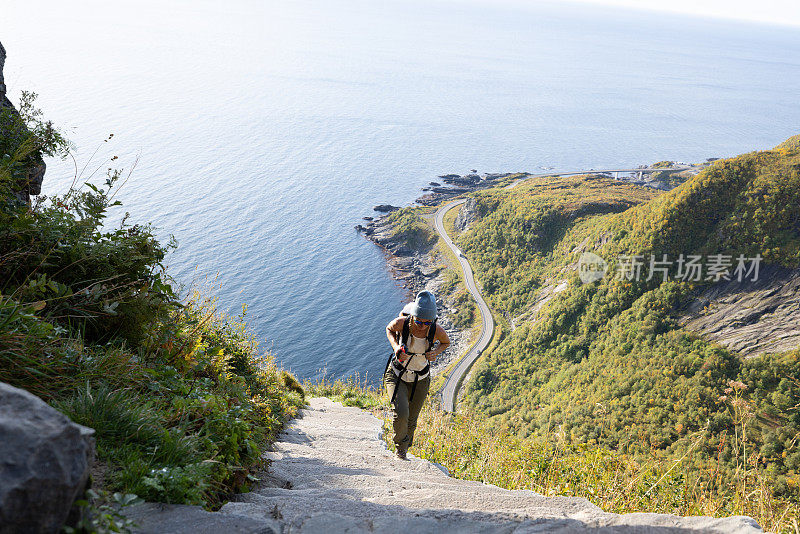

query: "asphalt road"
left=435, top=199, right=495, bottom=412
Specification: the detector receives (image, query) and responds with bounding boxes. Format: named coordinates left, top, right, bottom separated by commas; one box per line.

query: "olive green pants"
left=384, top=365, right=430, bottom=450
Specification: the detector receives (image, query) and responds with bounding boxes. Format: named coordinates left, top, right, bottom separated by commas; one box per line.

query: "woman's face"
left=411, top=316, right=432, bottom=332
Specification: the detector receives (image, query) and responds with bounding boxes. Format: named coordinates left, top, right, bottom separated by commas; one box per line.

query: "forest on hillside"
left=457, top=141, right=800, bottom=501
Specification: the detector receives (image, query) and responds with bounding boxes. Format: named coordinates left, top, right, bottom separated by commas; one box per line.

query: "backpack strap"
left=426, top=318, right=437, bottom=352
left=392, top=359, right=430, bottom=377
left=401, top=315, right=410, bottom=347
left=409, top=373, right=419, bottom=403
left=387, top=316, right=413, bottom=390
left=389, top=356, right=412, bottom=406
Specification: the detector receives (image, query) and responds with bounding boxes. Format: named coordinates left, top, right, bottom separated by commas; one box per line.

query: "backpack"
left=385, top=312, right=437, bottom=405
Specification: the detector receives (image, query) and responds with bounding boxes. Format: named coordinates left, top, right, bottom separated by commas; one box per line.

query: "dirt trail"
left=210, top=397, right=761, bottom=533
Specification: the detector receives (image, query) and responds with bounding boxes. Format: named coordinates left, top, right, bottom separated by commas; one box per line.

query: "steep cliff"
left=0, top=40, right=46, bottom=202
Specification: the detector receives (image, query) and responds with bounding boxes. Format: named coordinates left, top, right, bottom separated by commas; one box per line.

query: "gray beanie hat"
left=402, top=290, right=437, bottom=321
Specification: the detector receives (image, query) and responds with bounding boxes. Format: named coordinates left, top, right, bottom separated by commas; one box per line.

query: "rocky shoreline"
left=361, top=214, right=473, bottom=375
left=362, top=171, right=521, bottom=218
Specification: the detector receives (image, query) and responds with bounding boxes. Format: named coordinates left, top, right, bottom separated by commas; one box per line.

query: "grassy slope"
left=455, top=141, right=800, bottom=512
left=0, top=102, right=305, bottom=510
left=454, top=174, right=661, bottom=317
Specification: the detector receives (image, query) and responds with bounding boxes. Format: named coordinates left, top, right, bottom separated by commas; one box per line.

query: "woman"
left=384, top=290, right=450, bottom=460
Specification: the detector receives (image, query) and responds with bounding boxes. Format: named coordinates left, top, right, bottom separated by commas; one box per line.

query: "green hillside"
left=455, top=139, right=800, bottom=499
left=775, top=134, right=800, bottom=151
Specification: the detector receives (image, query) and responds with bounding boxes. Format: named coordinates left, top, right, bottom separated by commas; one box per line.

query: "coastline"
left=357, top=162, right=710, bottom=379
left=361, top=214, right=473, bottom=376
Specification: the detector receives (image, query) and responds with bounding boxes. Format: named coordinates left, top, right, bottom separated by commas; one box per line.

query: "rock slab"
left=679, top=264, right=800, bottom=357
left=0, top=382, right=95, bottom=534
left=126, top=503, right=280, bottom=534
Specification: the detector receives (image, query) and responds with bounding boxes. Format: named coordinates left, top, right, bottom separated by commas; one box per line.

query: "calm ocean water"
left=2, top=0, right=799, bottom=382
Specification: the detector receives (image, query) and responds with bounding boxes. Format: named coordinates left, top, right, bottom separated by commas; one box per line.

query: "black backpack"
left=384, top=313, right=437, bottom=405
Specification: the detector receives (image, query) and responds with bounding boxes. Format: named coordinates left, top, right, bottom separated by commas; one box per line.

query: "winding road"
left=435, top=199, right=495, bottom=413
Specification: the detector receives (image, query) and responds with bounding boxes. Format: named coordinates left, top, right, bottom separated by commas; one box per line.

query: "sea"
left=2, top=0, right=799, bottom=382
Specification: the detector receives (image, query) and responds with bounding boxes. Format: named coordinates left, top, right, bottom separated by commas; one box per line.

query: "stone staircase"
left=130, top=397, right=763, bottom=533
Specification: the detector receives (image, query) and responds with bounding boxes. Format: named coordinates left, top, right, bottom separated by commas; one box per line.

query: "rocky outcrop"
left=510, top=278, right=570, bottom=331
left=0, top=41, right=8, bottom=105
left=0, top=382, right=95, bottom=534
left=0, top=40, right=46, bottom=202
left=373, top=204, right=399, bottom=213
left=360, top=216, right=410, bottom=256
left=678, top=264, right=800, bottom=357
left=453, top=196, right=478, bottom=232
left=413, top=172, right=520, bottom=206
left=430, top=186, right=469, bottom=194
left=442, top=174, right=480, bottom=186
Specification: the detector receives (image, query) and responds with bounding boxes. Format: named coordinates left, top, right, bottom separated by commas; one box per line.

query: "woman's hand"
left=395, top=345, right=409, bottom=362
left=425, top=351, right=437, bottom=362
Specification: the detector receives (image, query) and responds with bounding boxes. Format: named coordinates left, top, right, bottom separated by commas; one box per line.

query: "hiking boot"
left=395, top=446, right=408, bottom=460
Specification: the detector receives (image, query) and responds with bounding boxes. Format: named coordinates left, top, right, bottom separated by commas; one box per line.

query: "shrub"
left=0, top=174, right=177, bottom=344
left=0, top=95, right=304, bottom=508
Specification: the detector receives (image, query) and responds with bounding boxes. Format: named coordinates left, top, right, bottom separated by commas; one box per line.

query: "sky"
left=561, top=0, right=800, bottom=27
left=461, top=0, right=800, bottom=27
left=4, top=0, right=800, bottom=28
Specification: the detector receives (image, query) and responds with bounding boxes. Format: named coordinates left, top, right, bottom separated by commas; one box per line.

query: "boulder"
left=0, top=382, right=95, bottom=534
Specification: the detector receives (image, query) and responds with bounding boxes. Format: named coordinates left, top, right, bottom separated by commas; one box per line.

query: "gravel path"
left=211, top=398, right=762, bottom=533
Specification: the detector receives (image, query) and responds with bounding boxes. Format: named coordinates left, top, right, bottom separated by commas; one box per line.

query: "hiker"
left=384, top=290, right=450, bottom=460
